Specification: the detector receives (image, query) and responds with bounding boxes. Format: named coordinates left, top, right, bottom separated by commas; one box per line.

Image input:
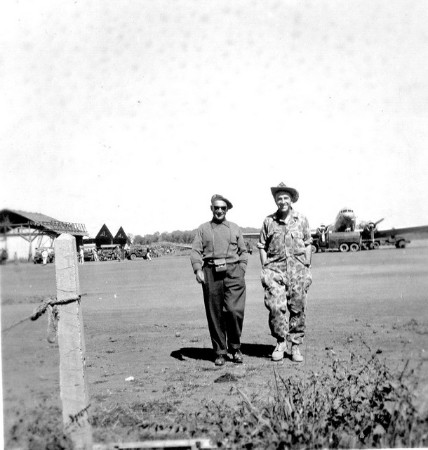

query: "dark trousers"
left=202, top=263, right=246, bottom=355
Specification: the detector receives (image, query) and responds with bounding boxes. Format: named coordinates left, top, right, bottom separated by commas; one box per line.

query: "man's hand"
left=259, top=248, right=267, bottom=267
left=304, top=245, right=312, bottom=268
left=195, top=269, right=205, bottom=284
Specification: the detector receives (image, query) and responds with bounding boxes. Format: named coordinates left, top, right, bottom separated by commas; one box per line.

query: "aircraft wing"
left=375, top=225, right=428, bottom=239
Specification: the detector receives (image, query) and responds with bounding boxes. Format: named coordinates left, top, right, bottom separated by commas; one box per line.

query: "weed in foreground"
left=6, top=352, right=428, bottom=449
left=89, top=352, right=428, bottom=448
left=200, top=352, right=428, bottom=449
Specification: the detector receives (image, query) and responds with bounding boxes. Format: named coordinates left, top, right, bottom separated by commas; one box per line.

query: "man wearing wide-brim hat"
left=190, top=194, right=248, bottom=366
left=257, top=182, right=313, bottom=363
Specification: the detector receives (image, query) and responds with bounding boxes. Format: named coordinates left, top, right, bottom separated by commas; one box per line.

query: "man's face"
left=275, top=191, right=292, bottom=213
left=211, top=200, right=228, bottom=222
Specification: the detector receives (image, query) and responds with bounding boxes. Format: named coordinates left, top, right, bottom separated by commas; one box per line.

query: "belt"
left=204, top=259, right=238, bottom=267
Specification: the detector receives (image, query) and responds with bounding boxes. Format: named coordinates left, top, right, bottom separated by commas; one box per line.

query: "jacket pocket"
left=291, top=231, right=306, bottom=256
left=267, top=230, right=283, bottom=256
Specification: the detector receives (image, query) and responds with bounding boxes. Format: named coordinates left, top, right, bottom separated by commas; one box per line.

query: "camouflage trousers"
left=261, top=259, right=312, bottom=345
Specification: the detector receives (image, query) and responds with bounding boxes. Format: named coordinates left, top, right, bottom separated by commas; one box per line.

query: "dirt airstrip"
left=2, top=244, right=428, bottom=446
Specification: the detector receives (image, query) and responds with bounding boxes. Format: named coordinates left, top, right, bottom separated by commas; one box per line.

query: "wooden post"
left=54, top=233, right=93, bottom=449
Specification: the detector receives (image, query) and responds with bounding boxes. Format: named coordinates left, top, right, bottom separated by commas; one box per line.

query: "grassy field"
left=2, top=244, right=428, bottom=448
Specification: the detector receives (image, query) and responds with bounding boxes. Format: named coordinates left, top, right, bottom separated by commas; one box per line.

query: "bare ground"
left=2, top=244, right=428, bottom=446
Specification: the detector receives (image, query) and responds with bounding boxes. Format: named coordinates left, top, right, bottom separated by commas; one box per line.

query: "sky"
left=1, top=0, right=428, bottom=238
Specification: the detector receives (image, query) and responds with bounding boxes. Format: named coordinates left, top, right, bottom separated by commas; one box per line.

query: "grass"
left=7, top=350, right=428, bottom=449
left=7, top=401, right=73, bottom=450
left=229, top=353, right=428, bottom=449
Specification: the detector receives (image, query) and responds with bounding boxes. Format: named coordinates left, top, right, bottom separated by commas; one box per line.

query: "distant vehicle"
left=369, top=235, right=411, bottom=250
left=311, top=231, right=362, bottom=253
left=99, top=244, right=122, bottom=261
left=82, top=244, right=97, bottom=261
left=312, top=229, right=412, bottom=253
left=33, top=247, right=55, bottom=264
left=126, top=244, right=148, bottom=260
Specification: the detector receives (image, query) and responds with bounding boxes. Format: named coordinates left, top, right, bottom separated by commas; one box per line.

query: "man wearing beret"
left=258, top=183, right=313, bottom=363
left=191, top=194, right=248, bottom=366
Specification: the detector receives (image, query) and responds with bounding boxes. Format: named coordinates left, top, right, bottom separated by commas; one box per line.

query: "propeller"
left=366, top=218, right=384, bottom=231
left=374, top=218, right=384, bottom=227
left=362, top=218, right=385, bottom=243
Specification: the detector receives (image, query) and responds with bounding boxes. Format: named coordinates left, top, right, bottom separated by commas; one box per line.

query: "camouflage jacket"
left=257, top=208, right=312, bottom=265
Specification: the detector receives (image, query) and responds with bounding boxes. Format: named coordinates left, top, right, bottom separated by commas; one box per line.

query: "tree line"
left=131, top=227, right=259, bottom=246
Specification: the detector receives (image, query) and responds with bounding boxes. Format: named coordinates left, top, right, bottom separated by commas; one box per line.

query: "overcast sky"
left=1, top=0, right=427, bottom=238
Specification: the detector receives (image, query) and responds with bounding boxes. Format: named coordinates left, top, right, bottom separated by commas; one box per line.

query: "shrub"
left=7, top=352, right=428, bottom=449
left=199, top=352, right=428, bottom=448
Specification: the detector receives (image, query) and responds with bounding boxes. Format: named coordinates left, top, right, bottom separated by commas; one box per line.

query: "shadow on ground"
left=170, top=347, right=213, bottom=362
left=240, top=342, right=273, bottom=358
left=170, top=342, right=273, bottom=362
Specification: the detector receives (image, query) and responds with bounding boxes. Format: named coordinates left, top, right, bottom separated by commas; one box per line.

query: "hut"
left=0, top=208, right=88, bottom=261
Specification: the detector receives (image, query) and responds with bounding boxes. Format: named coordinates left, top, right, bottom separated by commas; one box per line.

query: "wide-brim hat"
left=211, top=194, right=233, bottom=209
left=270, top=182, right=299, bottom=203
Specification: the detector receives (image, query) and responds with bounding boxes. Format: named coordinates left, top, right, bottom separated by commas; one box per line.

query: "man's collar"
left=211, top=218, right=230, bottom=227
left=273, top=207, right=297, bottom=222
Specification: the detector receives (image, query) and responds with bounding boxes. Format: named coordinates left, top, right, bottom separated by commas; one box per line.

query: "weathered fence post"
left=54, top=233, right=93, bottom=449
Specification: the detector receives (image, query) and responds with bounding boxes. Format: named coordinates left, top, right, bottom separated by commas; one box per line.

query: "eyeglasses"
left=213, top=206, right=227, bottom=211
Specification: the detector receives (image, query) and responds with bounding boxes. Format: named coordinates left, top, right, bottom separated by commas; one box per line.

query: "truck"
left=81, top=243, right=98, bottom=261
left=359, top=228, right=411, bottom=250
left=312, top=230, right=411, bottom=253
left=370, top=234, right=410, bottom=249
left=311, top=231, right=362, bottom=253
left=99, top=244, right=123, bottom=261
left=125, top=244, right=148, bottom=260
